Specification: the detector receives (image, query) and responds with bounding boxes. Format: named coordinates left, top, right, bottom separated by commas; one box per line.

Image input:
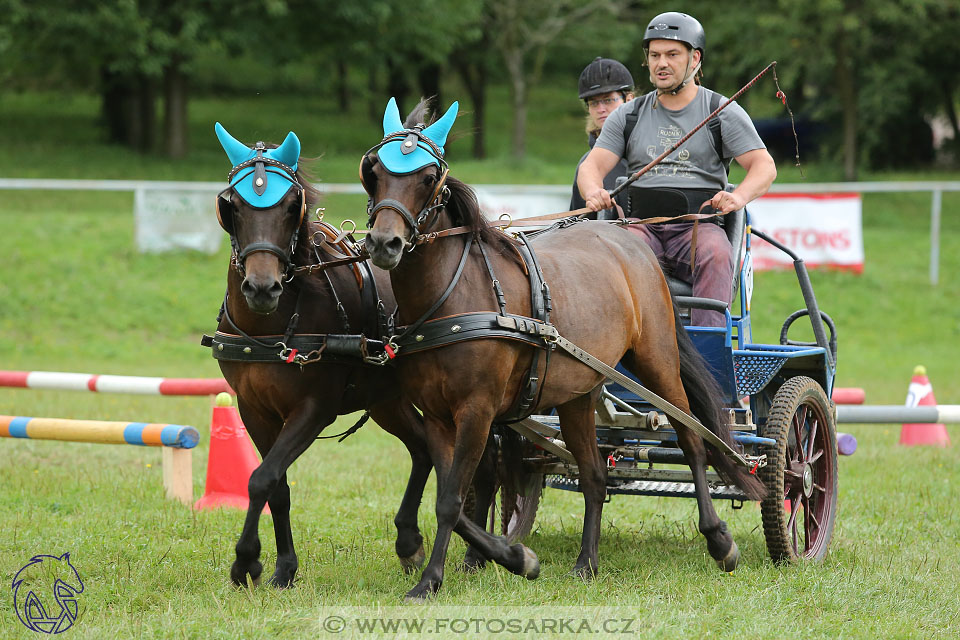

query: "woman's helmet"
left=578, top=57, right=634, bottom=99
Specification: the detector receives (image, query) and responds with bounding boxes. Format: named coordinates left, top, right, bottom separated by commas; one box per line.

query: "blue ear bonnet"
left=377, top=97, right=459, bottom=174
left=215, top=122, right=301, bottom=208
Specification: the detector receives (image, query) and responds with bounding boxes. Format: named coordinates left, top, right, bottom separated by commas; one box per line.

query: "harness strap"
left=548, top=333, right=754, bottom=468
left=476, top=240, right=507, bottom=316
left=391, top=235, right=473, bottom=349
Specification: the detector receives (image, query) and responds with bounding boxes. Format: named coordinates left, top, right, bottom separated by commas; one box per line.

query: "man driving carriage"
left=577, top=11, right=777, bottom=327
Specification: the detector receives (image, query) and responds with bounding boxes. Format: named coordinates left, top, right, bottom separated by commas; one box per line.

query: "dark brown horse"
left=362, top=100, right=765, bottom=600
left=209, top=126, right=435, bottom=588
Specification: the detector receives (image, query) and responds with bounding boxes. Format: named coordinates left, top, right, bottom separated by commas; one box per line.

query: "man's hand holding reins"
left=708, top=189, right=746, bottom=214
left=584, top=188, right=614, bottom=212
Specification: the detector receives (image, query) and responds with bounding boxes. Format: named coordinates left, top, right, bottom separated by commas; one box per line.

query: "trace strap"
left=547, top=333, right=760, bottom=469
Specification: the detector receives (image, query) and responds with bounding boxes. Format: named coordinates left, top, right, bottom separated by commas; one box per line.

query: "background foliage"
left=3, top=0, right=958, bottom=175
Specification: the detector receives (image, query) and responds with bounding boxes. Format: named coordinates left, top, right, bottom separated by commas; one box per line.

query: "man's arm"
left=709, top=148, right=777, bottom=213
left=577, top=147, right=622, bottom=211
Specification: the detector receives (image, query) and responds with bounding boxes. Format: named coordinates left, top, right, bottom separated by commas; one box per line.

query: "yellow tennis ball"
left=215, top=392, right=233, bottom=407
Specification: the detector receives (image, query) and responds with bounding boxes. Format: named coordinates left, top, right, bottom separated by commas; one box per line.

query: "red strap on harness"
left=285, top=348, right=298, bottom=363
left=384, top=344, right=397, bottom=359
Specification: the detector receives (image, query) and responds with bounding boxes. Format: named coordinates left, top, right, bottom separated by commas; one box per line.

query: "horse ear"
left=382, top=97, right=404, bottom=136
left=422, top=101, right=459, bottom=149
left=274, top=131, right=300, bottom=170
left=215, top=122, right=253, bottom=166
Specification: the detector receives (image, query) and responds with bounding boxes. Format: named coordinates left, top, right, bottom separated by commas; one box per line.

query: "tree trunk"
left=834, top=42, right=857, bottom=181
left=386, top=58, right=410, bottom=113
left=368, top=65, right=379, bottom=124
left=455, top=59, right=488, bottom=160
left=418, top=63, right=442, bottom=109
left=163, top=57, right=189, bottom=158
left=944, top=82, right=960, bottom=140
left=504, top=51, right=526, bottom=159
left=137, top=75, right=156, bottom=153
left=337, top=59, right=350, bottom=110
left=100, top=67, right=135, bottom=146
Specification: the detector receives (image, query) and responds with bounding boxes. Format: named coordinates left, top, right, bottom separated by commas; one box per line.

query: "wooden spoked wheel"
left=759, top=376, right=838, bottom=562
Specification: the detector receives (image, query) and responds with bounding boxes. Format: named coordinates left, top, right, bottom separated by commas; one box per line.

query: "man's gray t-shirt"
left=594, top=87, right=765, bottom=191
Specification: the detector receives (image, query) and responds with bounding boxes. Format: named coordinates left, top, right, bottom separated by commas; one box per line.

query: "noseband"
left=217, top=141, right=306, bottom=277
left=362, top=127, right=451, bottom=247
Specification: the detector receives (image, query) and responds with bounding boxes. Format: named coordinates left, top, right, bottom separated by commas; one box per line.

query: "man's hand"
left=708, top=190, right=747, bottom=214
left=584, top=188, right=614, bottom=212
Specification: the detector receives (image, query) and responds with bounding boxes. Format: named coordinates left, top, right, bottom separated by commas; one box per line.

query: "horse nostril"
left=268, top=280, right=283, bottom=297
left=241, top=278, right=257, bottom=299
left=386, top=236, right=404, bottom=254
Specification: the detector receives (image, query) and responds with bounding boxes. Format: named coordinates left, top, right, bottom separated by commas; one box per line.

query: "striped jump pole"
left=837, top=405, right=960, bottom=424
left=0, top=370, right=234, bottom=396
left=0, top=415, right=199, bottom=505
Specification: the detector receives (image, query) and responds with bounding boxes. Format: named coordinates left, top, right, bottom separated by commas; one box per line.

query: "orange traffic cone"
left=900, top=366, right=951, bottom=447
left=194, top=393, right=269, bottom=512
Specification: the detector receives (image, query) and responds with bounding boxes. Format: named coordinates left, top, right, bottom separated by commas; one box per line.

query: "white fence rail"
left=1, top=178, right=956, bottom=284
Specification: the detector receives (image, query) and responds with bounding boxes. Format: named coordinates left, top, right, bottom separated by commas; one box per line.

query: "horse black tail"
left=673, top=302, right=766, bottom=500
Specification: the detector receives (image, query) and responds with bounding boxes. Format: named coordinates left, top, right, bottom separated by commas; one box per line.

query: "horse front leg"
left=369, top=400, right=432, bottom=573
left=556, top=392, right=606, bottom=578
left=406, top=408, right=538, bottom=601
left=674, top=426, right=739, bottom=571
left=461, top=435, right=498, bottom=572
left=231, top=397, right=335, bottom=588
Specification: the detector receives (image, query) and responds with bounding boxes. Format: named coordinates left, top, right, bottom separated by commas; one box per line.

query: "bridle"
left=360, top=126, right=451, bottom=248
left=216, top=141, right=307, bottom=277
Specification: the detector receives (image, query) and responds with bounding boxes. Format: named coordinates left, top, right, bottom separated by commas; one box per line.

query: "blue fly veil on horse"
left=375, top=97, right=459, bottom=174
left=215, top=122, right=302, bottom=209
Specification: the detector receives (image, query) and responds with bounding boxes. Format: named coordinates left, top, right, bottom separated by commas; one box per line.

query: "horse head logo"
left=12, top=553, right=84, bottom=634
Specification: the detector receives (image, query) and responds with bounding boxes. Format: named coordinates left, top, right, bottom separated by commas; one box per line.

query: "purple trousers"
left=625, top=220, right=734, bottom=327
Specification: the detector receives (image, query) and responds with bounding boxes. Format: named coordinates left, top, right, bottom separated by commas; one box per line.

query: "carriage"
left=497, top=205, right=840, bottom=564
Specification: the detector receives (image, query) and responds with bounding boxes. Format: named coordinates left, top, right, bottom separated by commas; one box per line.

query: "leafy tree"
left=487, top=0, right=635, bottom=159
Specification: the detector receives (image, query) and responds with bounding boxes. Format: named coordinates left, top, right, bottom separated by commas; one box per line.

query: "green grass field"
left=1, top=87, right=959, bottom=638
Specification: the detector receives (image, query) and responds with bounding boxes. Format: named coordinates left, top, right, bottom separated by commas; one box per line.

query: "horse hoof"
left=460, top=553, right=487, bottom=573
left=715, top=540, right=740, bottom=573
left=404, top=580, right=439, bottom=603
left=520, top=546, right=540, bottom=580
left=399, top=545, right=426, bottom=574
left=569, top=564, right=597, bottom=581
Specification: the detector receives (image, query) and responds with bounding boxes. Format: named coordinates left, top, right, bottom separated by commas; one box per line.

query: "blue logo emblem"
left=12, top=553, right=84, bottom=634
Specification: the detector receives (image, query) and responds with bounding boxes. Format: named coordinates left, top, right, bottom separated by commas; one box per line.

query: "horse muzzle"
left=365, top=228, right=409, bottom=270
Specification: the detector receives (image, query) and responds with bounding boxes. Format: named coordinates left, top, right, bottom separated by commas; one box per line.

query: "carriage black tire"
left=759, top=376, right=838, bottom=563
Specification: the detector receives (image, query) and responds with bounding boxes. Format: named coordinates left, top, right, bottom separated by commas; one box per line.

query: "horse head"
left=215, top=122, right=306, bottom=314
left=362, top=97, right=458, bottom=270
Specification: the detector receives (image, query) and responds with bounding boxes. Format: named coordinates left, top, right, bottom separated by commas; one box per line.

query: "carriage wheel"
left=759, top=376, right=838, bottom=563
left=495, top=471, right=543, bottom=544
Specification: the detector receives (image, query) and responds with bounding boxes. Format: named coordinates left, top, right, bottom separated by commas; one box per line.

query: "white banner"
left=473, top=186, right=570, bottom=223
left=134, top=188, right=222, bottom=254
left=747, top=193, right=864, bottom=273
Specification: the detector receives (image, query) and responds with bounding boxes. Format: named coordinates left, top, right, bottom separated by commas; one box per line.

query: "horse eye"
left=423, top=174, right=437, bottom=186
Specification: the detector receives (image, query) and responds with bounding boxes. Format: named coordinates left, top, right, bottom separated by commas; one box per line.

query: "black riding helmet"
left=643, top=12, right=705, bottom=59
left=578, top=57, right=634, bottom=100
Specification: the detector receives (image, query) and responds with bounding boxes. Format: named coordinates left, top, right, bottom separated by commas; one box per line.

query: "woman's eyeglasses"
left=586, top=96, right=622, bottom=109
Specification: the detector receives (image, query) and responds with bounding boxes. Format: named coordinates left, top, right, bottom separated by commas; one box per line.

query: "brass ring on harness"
left=340, top=219, right=357, bottom=236
left=314, top=206, right=325, bottom=221
left=496, top=212, right=513, bottom=230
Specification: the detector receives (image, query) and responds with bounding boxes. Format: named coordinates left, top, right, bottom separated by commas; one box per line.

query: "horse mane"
left=404, top=97, right=435, bottom=129
left=445, top=175, right=520, bottom=256
left=401, top=98, right=520, bottom=257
